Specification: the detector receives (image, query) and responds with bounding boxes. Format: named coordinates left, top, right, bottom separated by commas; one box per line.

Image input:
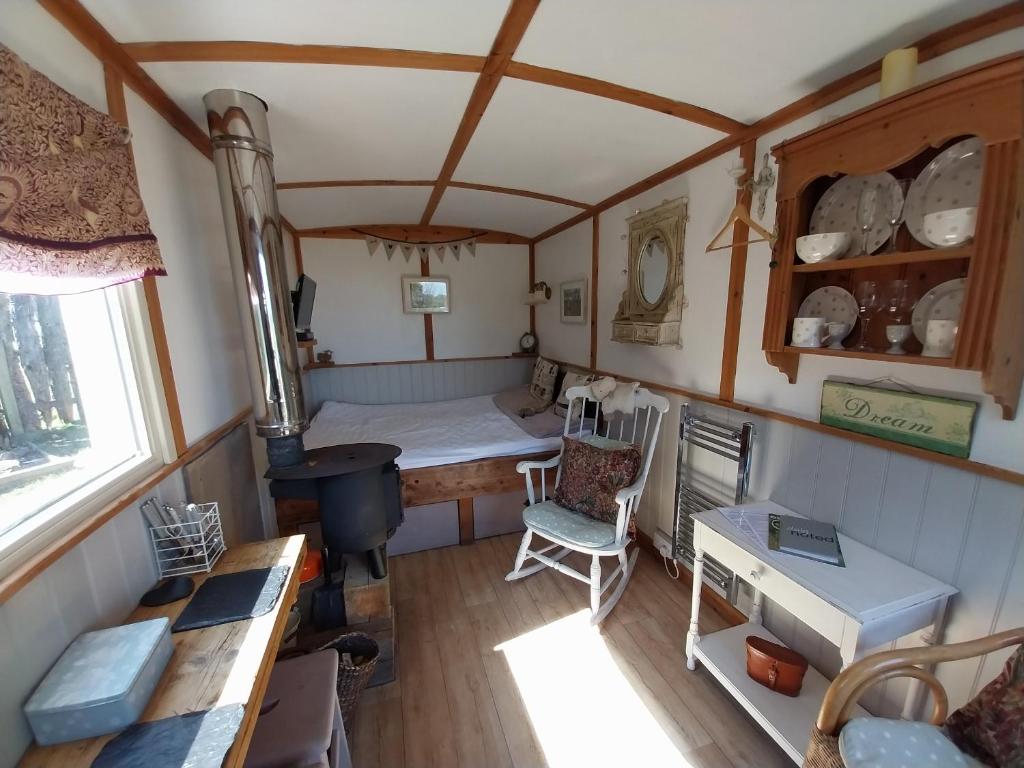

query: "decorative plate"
left=911, top=278, right=966, bottom=343
left=809, top=173, right=900, bottom=257
left=796, top=286, right=859, bottom=336
left=904, top=137, right=984, bottom=248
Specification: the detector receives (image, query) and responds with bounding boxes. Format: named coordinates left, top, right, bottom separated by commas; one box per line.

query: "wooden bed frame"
left=274, top=450, right=557, bottom=544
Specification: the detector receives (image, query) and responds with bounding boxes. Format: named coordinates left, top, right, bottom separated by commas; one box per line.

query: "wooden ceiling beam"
left=38, top=0, right=213, bottom=160
left=419, top=0, right=541, bottom=225
left=123, top=40, right=485, bottom=72
left=533, top=1, right=1024, bottom=244
left=505, top=62, right=746, bottom=134
left=295, top=224, right=530, bottom=245
left=278, top=178, right=591, bottom=209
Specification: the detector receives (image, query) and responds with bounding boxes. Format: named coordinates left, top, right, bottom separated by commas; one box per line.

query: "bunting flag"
left=358, top=232, right=483, bottom=264
left=434, top=243, right=448, bottom=262
left=450, top=242, right=461, bottom=261
left=416, top=244, right=431, bottom=262
left=364, top=236, right=380, bottom=256
left=466, top=239, right=477, bottom=257
left=399, top=243, right=414, bottom=262
left=382, top=240, right=397, bottom=260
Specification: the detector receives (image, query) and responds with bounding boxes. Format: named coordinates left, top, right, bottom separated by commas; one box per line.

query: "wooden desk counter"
left=21, top=535, right=306, bottom=768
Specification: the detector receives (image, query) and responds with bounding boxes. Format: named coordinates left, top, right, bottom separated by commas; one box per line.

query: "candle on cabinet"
left=880, top=47, right=918, bottom=98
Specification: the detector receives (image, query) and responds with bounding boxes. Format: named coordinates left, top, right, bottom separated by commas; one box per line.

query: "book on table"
left=768, top=513, right=845, bottom=566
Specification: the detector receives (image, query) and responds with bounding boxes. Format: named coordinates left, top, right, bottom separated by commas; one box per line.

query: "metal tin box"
left=24, top=617, right=173, bottom=745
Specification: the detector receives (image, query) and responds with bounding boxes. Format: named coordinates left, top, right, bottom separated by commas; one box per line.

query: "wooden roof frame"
left=38, top=0, right=1024, bottom=242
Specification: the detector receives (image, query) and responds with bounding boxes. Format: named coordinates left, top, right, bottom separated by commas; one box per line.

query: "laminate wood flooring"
left=351, top=534, right=793, bottom=768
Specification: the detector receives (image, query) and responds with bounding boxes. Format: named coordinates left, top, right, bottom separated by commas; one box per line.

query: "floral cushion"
left=553, top=370, right=595, bottom=419
left=529, top=357, right=559, bottom=404
left=946, top=644, right=1024, bottom=767
left=553, top=436, right=641, bottom=526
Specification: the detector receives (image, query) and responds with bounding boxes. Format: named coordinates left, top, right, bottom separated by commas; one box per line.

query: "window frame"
left=0, top=280, right=176, bottom=582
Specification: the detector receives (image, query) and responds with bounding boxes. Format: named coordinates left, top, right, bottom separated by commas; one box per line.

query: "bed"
left=274, top=391, right=564, bottom=543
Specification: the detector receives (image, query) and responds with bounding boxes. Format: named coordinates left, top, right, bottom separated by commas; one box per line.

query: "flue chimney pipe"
left=203, top=89, right=307, bottom=465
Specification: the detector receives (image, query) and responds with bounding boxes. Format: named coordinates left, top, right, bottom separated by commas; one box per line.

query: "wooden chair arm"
left=817, top=626, right=1024, bottom=735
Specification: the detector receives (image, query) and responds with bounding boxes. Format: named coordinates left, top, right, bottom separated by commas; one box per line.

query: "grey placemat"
left=172, top=566, right=289, bottom=633
left=91, top=704, right=245, bottom=768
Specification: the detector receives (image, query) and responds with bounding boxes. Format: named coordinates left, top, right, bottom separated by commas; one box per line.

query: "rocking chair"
left=505, top=383, right=669, bottom=624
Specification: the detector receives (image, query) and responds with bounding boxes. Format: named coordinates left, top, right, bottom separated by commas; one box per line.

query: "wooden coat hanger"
left=706, top=201, right=776, bottom=252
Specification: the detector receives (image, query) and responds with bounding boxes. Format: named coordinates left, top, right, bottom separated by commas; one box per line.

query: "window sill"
left=0, top=408, right=252, bottom=604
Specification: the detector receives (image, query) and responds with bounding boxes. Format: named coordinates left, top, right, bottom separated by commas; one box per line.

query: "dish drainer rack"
left=147, top=502, right=225, bottom=577
left=672, top=404, right=754, bottom=596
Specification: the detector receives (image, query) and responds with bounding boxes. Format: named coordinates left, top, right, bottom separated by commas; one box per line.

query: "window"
left=0, top=283, right=168, bottom=569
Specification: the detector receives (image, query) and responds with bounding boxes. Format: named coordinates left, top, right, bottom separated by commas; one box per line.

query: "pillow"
left=529, top=357, right=559, bottom=404
left=554, top=435, right=640, bottom=525
left=839, top=718, right=985, bottom=768
left=553, top=371, right=596, bottom=418
left=945, top=644, right=1024, bottom=767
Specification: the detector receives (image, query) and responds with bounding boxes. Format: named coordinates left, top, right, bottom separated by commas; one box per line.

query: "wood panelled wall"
left=302, top=356, right=535, bottom=414
left=638, top=395, right=1024, bottom=717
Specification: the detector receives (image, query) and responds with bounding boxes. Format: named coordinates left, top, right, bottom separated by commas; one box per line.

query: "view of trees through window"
left=0, top=290, right=149, bottom=538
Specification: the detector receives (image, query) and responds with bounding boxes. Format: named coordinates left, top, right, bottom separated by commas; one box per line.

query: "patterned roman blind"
left=0, top=44, right=165, bottom=295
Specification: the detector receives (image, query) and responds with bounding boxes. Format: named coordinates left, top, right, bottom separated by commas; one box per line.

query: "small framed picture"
left=560, top=279, right=587, bottom=323
left=402, top=276, right=451, bottom=314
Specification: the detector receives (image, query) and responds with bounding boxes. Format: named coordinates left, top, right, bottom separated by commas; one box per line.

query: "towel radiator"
left=672, top=404, right=754, bottom=596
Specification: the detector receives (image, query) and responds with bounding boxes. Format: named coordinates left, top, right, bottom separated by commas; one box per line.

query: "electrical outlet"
left=653, top=530, right=674, bottom=560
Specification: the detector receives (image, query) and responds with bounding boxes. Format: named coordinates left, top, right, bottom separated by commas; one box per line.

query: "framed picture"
left=402, top=276, right=450, bottom=314
left=560, top=279, right=587, bottom=323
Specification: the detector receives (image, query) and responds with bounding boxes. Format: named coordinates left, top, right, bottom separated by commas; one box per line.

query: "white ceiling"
left=140, top=62, right=477, bottom=181
left=278, top=186, right=433, bottom=229
left=516, top=0, right=1010, bottom=123
left=455, top=78, right=725, bottom=203
left=433, top=186, right=581, bottom=238
left=81, top=0, right=511, bottom=55
left=70, top=0, right=1013, bottom=237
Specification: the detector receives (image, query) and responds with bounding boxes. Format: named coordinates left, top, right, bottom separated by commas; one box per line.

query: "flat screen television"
left=292, top=274, right=316, bottom=337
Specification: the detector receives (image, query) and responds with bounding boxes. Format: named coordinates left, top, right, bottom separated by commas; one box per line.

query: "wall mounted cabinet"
left=764, top=55, right=1024, bottom=419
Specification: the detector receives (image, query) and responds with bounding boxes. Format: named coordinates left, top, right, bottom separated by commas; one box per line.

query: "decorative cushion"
left=553, top=371, right=595, bottom=418
left=523, top=500, right=616, bottom=548
left=839, top=718, right=985, bottom=768
left=529, top=357, right=559, bottom=404
left=946, top=644, right=1024, bottom=767
left=553, top=435, right=641, bottom=525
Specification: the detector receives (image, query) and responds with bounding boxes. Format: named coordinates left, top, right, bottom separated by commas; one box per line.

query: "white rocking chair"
left=505, top=383, right=669, bottom=624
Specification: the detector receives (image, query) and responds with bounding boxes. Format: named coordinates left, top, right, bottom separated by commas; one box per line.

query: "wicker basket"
left=803, top=726, right=845, bottom=768
left=317, top=631, right=380, bottom=730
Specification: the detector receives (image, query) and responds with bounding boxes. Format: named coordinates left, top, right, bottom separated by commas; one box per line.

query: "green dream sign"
left=820, top=381, right=977, bottom=458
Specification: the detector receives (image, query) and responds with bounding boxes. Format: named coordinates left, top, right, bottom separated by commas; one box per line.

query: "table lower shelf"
left=692, top=622, right=865, bottom=764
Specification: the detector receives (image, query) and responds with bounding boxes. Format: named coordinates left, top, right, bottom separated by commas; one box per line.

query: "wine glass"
left=883, top=279, right=912, bottom=323
left=854, top=280, right=880, bottom=351
left=883, top=179, right=912, bottom=253
left=857, top=185, right=879, bottom=256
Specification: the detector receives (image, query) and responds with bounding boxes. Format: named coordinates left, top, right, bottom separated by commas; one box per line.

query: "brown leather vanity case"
left=745, top=635, right=808, bottom=697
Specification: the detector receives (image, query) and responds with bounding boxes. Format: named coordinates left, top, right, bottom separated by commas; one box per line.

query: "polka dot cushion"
left=838, top=718, right=987, bottom=768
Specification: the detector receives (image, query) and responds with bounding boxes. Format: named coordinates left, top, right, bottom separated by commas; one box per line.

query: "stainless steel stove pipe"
left=203, top=89, right=307, bottom=462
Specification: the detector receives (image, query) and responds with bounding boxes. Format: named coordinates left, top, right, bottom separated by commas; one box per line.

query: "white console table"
left=685, top=500, right=957, bottom=764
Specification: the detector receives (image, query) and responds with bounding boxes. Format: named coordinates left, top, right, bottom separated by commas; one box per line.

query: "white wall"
left=302, top=239, right=530, bottom=364
left=429, top=245, right=529, bottom=359
left=534, top=221, right=592, bottom=367
left=126, top=91, right=251, bottom=444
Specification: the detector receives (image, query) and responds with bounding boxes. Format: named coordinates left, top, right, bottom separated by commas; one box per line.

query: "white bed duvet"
left=302, top=396, right=563, bottom=469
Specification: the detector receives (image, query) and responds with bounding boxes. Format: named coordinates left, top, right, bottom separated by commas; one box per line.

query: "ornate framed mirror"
left=613, top=196, right=687, bottom=346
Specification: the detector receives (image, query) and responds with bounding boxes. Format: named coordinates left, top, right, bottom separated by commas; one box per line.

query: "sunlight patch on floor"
left=498, top=609, right=696, bottom=768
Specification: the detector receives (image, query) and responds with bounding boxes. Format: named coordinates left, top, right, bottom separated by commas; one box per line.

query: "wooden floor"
left=351, top=534, right=793, bottom=768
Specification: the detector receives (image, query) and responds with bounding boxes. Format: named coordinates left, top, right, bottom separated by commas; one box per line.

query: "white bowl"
left=796, top=232, right=851, bottom=263
left=923, top=207, right=977, bottom=248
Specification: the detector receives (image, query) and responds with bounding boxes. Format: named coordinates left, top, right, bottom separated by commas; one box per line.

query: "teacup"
left=885, top=324, right=912, bottom=355
left=826, top=322, right=850, bottom=350
left=922, top=319, right=957, bottom=357
left=792, top=317, right=827, bottom=348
